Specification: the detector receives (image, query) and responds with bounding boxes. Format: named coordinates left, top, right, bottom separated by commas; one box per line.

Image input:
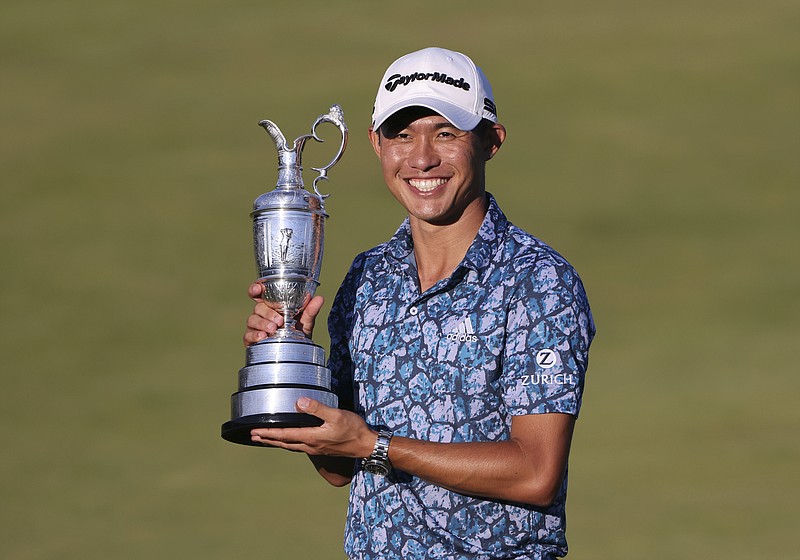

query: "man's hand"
left=250, top=397, right=377, bottom=459
left=243, top=282, right=325, bottom=346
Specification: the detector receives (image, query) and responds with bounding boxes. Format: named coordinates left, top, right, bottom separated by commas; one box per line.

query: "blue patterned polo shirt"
left=327, top=194, right=595, bottom=560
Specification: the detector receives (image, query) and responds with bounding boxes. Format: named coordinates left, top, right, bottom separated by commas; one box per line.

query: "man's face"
left=368, top=108, right=504, bottom=228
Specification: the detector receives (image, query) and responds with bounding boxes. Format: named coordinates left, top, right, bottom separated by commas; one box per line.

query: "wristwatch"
left=362, top=429, right=393, bottom=476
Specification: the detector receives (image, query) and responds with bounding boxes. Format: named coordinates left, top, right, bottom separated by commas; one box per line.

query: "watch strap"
left=364, top=429, right=393, bottom=475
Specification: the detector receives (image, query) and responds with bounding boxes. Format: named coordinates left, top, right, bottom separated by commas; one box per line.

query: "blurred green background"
left=2, top=1, right=798, bottom=558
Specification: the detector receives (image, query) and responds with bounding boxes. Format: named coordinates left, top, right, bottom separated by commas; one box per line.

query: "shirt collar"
left=383, top=192, right=510, bottom=279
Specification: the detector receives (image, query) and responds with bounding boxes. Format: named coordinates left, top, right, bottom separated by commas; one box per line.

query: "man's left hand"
left=250, top=397, right=376, bottom=459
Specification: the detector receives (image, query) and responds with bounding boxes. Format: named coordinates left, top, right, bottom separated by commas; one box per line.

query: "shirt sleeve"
left=500, top=253, right=595, bottom=417
left=326, top=253, right=366, bottom=412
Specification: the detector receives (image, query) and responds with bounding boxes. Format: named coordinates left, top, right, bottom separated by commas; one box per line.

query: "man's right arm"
left=243, top=282, right=356, bottom=486
left=308, top=455, right=355, bottom=487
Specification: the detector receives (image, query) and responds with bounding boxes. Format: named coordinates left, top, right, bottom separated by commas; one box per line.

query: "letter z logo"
left=535, top=349, right=558, bottom=369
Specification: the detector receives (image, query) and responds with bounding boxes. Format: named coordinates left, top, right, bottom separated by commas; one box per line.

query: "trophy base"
left=223, top=338, right=338, bottom=447
left=221, top=413, right=323, bottom=446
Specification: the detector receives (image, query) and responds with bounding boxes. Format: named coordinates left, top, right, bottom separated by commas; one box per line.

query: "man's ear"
left=484, top=123, right=506, bottom=161
left=368, top=126, right=382, bottom=157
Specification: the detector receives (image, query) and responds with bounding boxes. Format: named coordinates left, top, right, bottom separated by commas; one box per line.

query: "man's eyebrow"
left=383, top=119, right=460, bottom=137
left=402, top=121, right=460, bottom=134
left=432, top=121, right=459, bottom=130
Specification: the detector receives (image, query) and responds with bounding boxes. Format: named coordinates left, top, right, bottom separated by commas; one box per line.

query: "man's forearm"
left=387, top=414, right=574, bottom=507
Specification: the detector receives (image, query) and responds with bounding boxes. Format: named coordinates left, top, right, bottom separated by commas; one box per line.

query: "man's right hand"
left=243, top=283, right=325, bottom=346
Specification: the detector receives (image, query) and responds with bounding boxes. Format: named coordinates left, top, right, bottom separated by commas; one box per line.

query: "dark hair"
left=378, top=108, right=496, bottom=140
left=472, top=118, right=496, bottom=140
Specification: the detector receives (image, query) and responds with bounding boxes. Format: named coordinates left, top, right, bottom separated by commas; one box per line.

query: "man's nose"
left=407, top=139, right=441, bottom=171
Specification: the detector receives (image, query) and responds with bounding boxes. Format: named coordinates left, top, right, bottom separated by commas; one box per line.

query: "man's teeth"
left=408, top=178, right=447, bottom=192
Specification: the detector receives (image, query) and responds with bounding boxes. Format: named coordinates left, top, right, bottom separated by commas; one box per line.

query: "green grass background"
left=2, top=1, right=798, bottom=558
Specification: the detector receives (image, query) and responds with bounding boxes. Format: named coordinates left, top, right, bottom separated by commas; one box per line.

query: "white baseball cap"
left=371, top=47, right=497, bottom=132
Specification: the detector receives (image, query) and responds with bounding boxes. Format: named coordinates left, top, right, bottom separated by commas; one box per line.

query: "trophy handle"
left=309, top=104, right=348, bottom=198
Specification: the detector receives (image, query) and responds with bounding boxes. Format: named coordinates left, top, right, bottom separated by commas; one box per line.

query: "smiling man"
left=244, top=47, right=595, bottom=560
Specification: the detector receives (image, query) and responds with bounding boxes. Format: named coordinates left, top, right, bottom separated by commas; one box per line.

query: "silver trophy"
left=221, top=105, right=347, bottom=446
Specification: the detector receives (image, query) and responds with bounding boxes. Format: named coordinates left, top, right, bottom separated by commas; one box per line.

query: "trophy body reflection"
left=221, top=105, right=347, bottom=446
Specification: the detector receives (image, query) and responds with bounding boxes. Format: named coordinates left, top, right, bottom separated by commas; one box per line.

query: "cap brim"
left=373, top=97, right=483, bottom=132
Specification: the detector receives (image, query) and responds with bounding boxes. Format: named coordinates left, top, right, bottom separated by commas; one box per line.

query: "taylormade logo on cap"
left=384, top=72, right=471, bottom=93
left=372, top=47, right=497, bottom=132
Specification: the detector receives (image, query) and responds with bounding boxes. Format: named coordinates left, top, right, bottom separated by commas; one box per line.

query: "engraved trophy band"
left=221, top=105, right=347, bottom=445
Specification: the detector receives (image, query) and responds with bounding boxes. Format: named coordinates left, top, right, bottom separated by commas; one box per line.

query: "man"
left=244, top=47, right=595, bottom=559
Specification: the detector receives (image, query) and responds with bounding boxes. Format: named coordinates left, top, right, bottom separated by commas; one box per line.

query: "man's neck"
left=409, top=196, right=487, bottom=292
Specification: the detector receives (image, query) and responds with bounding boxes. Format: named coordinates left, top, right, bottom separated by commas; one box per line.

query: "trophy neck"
left=276, top=150, right=304, bottom=189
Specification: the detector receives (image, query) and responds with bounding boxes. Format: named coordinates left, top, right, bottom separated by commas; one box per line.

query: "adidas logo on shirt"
left=446, top=316, right=478, bottom=342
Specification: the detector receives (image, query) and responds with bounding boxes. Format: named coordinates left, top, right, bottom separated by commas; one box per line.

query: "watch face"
left=363, top=460, right=390, bottom=476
